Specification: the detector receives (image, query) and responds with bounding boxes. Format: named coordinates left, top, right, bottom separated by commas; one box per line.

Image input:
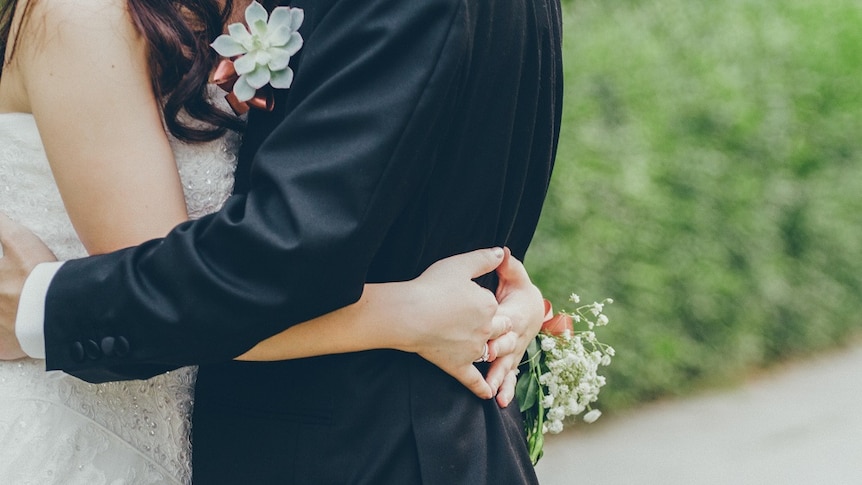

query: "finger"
left=496, top=247, right=530, bottom=286
left=486, top=314, right=513, bottom=343
left=0, top=213, right=37, bottom=251
left=0, top=213, right=56, bottom=264
left=445, top=247, right=505, bottom=279
left=456, top=365, right=494, bottom=400
left=496, top=369, right=518, bottom=408
left=484, top=353, right=519, bottom=396
left=0, top=212, right=20, bottom=246
left=486, top=331, right=518, bottom=362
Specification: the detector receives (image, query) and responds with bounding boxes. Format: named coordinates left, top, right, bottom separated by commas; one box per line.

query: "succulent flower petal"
left=244, top=1, right=269, bottom=28
left=267, top=47, right=293, bottom=71
left=283, top=32, right=303, bottom=56
left=210, top=35, right=246, bottom=57
left=268, top=25, right=292, bottom=46
left=254, top=49, right=273, bottom=67
left=287, top=8, right=304, bottom=31
left=227, top=23, right=254, bottom=50
left=233, top=75, right=257, bottom=102
left=268, top=7, right=294, bottom=31
left=250, top=18, right=269, bottom=38
left=245, top=65, right=272, bottom=90
left=233, top=54, right=257, bottom=75
left=269, top=67, right=294, bottom=89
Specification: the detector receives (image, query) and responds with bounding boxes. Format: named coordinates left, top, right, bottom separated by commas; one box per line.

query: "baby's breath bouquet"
left=516, top=294, right=615, bottom=464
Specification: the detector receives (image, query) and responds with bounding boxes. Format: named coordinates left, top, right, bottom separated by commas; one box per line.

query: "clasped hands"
left=397, top=247, right=544, bottom=408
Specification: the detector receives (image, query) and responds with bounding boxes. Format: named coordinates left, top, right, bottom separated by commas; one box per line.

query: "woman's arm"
left=237, top=249, right=505, bottom=362
left=12, top=0, right=189, bottom=254
left=238, top=248, right=545, bottom=402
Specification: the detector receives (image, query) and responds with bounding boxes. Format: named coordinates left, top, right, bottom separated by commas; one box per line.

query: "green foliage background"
left=527, top=0, right=862, bottom=411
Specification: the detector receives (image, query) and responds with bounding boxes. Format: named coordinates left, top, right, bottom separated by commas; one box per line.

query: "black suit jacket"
left=43, top=0, right=562, bottom=482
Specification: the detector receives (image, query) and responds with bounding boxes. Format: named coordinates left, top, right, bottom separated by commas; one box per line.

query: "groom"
left=0, top=0, right=562, bottom=483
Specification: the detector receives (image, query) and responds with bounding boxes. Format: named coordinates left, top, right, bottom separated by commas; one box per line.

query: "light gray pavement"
left=534, top=343, right=862, bottom=485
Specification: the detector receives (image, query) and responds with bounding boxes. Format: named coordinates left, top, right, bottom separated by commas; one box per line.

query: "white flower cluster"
left=518, top=293, right=615, bottom=464
left=537, top=301, right=614, bottom=434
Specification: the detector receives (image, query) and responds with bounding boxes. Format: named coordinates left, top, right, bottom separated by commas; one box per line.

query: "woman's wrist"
left=361, top=280, right=427, bottom=354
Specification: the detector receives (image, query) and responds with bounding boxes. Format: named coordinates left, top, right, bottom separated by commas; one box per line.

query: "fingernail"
left=492, top=247, right=504, bottom=259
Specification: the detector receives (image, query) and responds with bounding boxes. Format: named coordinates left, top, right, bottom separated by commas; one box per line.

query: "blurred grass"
left=527, top=0, right=862, bottom=411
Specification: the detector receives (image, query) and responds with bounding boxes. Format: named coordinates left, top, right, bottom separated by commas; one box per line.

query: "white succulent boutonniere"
left=211, top=1, right=304, bottom=112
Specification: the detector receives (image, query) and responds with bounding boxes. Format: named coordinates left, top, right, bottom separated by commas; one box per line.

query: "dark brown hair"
left=0, top=0, right=248, bottom=142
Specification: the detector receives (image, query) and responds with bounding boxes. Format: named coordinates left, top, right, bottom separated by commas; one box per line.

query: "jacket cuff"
left=16, top=261, right=65, bottom=359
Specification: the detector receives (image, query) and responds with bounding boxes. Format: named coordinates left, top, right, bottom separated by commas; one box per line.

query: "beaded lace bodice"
left=0, top=112, right=239, bottom=484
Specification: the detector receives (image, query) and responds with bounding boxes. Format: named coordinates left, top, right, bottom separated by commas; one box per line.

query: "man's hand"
left=485, top=248, right=544, bottom=408
left=0, top=213, right=57, bottom=359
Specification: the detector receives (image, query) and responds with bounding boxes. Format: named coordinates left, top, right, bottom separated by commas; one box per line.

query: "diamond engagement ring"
left=474, top=342, right=490, bottom=363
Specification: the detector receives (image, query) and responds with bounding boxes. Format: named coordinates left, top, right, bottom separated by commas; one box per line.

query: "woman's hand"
left=393, top=248, right=513, bottom=400
left=0, top=213, right=58, bottom=360
left=396, top=248, right=544, bottom=406
left=485, top=249, right=544, bottom=408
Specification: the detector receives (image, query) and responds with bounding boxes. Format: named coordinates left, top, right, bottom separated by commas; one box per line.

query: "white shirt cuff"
left=15, top=261, right=65, bottom=359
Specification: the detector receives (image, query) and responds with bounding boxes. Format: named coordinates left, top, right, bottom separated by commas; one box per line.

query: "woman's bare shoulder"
left=2, top=0, right=134, bottom=112
left=10, top=0, right=150, bottom=104
left=22, top=0, right=131, bottom=26
left=16, top=0, right=141, bottom=58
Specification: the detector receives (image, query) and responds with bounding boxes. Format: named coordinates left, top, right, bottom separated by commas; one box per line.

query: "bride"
left=0, top=0, right=541, bottom=483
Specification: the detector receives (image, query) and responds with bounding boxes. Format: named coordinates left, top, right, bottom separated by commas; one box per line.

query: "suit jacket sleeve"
left=44, top=0, right=471, bottom=382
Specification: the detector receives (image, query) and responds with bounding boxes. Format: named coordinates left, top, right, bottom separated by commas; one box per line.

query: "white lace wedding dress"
left=0, top=107, right=239, bottom=484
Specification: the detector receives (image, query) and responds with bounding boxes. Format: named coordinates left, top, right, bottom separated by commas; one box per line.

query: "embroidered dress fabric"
left=0, top=106, right=239, bottom=484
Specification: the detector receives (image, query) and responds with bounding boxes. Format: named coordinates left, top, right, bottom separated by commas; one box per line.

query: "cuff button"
left=69, top=342, right=85, bottom=363
left=101, top=336, right=131, bottom=358
left=114, top=336, right=130, bottom=358
left=84, top=339, right=102, bottom=360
